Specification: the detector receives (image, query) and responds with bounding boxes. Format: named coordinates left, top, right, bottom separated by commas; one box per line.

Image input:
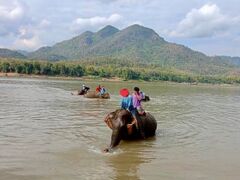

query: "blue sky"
left=0, top=0, right=240, bottom=56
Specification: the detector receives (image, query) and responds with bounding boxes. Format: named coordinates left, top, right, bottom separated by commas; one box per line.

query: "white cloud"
left=71, top=13, right=122, bottom=33
left=126, top=20, right=143, bottom=26
left=0, top=0, right=26, bottom=21
left=14, top=20, right=51, bottom=49
left=168, top=3, right=240, bottom=38
left=0, top=0, right=28, bottom=36
left=0, top=0, right=53, bottom=50
left=38, top=19, right=51, bottom=28
left=13, top=35, right=41, bottom=50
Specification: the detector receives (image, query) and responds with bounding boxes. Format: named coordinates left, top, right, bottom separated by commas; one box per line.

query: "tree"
left=2, top=62, right=10, bottom=73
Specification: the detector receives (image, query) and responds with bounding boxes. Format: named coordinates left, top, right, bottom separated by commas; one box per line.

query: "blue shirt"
left=121, top=95, right=134, bottom=112
left=100, top=88, right=106, bottom=95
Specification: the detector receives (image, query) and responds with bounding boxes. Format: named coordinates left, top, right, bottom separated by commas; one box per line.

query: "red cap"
left=120, top=88, right=129, bottom=97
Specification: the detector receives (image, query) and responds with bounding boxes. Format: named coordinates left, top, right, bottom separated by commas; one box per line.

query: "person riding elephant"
left=104, top=109, right=157, bottom=152
left=82, top=84, right=90, bottom=93
left=119, top=88, right=137, bottom=133
left=100, top=86, right=106, bottom=96
left=96, top=85, right=101, bottom=93
left=75, top=84, right=90, bottom=95
left=120, top=88, right=146, bottom=137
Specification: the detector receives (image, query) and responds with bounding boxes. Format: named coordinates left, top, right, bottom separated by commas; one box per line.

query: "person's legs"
left=137, top=106, right=145, bottom=115
left=135, top=109, right=146, bottom=139
left=127, top=117, right=137, bottom=135
left=127, top=117, right=138, bottom=128
left=127, top=109, right=138, bottom=130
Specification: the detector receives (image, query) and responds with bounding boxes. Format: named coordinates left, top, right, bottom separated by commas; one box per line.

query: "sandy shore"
left=0, top=72, right=123, bottom=82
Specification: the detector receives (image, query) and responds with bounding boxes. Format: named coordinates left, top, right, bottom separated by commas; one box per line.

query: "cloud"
left=0, top=0, right=26, bottom=21
left=126, top=20, right=143, bottom=26
left=168, top=3, right=240, bottom=38
left=38, top=19, right=51, bottom=28
left=71, top=13, right=123, bottom=33
left=0, top=0, right=28, bottom=36
left=115, top=0, right=142, bottom=4
left=13, top=35, right=41, bottom=49
left=13, top=20, right=51, bottom=50
left=0, top=0, right=52, bottom=49
left=92, top=0, right=147, bottom=5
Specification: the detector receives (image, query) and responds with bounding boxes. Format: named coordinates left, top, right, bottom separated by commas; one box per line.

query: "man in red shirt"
left=96, top=85, right=101, bottom=93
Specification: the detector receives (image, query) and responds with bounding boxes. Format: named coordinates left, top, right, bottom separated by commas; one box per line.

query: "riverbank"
left=1, top=59, right=240, bottom=85
left=1, top=72, right=239, bottom=88
left=0, top=72, right=123, bottom=82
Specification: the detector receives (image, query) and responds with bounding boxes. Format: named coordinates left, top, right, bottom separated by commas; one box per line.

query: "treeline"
left=0, top=58, right=240, bottom=84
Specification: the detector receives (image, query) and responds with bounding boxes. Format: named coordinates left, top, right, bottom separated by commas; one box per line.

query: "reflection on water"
left=0, top=77, right=240, bottom=180
left=107, top=139, right=156, bottom=180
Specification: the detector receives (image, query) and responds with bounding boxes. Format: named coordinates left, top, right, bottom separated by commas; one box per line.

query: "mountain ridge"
left=0, top=48, right=26, bottom=59
left=1, top=24, right=240, bottom=75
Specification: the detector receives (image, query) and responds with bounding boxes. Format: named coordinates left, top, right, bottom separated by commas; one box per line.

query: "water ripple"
left=1, top=78, right=240, bottom=179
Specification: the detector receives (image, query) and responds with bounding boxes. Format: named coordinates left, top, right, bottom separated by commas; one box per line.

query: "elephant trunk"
left=104, top=125, right=123, bottom=152
left=104, top=129, right=121, bottom=152
left=110, top=129, right=122, bottom=148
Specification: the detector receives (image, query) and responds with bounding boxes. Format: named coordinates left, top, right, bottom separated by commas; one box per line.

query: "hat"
left=120, top=88, right=129, bottom=97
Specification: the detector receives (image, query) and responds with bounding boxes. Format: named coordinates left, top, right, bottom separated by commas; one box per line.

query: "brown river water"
left=0, top=77, right=240, bottom=180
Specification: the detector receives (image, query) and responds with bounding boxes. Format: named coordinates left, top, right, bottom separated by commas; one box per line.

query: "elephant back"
left=78, top=89, right=85, bottom=95
left=84, top=91, right=99, bottom=98
left=138, top=112, right=157, bottom=137
left=84, top=91, right=110, bottom=99
left=142, top=95, right=150, bottom=102
left=101, top=92, right=110, bottom=99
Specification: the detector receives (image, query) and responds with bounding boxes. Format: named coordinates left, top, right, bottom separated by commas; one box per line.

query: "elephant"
left=84, top=90, right=110, bottom=99
left=104, top=109, right=157, bottom=152
left=141, top=95, right=150, bottom=102
left=71, top=89, right=88, bottom=96
left=71, top=90, right=110, bottom=99
left=78, top=89, right=86, bottom=95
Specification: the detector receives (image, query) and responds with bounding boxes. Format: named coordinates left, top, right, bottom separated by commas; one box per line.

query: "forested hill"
left=1, top=24, right=240, bottom=75
left=27, top=24, right=238, bottom=75
left=0, top=48, right=26, bottom=59
left=28, top=25, right=120, bottom=60
left=212, top=56, right=240, bottom=67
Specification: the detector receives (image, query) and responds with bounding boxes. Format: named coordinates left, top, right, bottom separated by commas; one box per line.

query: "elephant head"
left=104, top=109, right=134, bottom=152
left=104, top=109, right=157, bottom=152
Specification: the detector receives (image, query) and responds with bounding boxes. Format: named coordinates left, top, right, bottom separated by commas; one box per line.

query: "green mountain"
left=0, top=48, right=26, bottom=59
left=213, top=56, right=240, bottom=67
left=28, top=25, right=120, bottom=60
left=26, top=24, right=240, bottom=75
left=17, top=50, right=30, bottom=56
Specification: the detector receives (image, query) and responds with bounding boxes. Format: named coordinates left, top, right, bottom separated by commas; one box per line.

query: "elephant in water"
left=84, top=91, right=110, bottom=99
left=104, top=109, right=157, bottom=152
left=72, top=90, right=110, bottom=99
left=71, top=89, right=88, bottom=96
left=142, top=95, right=150, bottom=102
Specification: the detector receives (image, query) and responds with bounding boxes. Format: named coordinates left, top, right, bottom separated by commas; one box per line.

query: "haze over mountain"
left=1, top=24, right=240, bottom=75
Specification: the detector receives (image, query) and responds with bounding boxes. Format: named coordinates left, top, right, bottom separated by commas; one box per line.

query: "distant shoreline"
left=1, top=72, right=239, bottom=88
left=0, top=72, right=122, bottom=82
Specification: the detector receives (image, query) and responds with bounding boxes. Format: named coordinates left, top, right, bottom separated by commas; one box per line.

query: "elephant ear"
left=105, top=111, right=116, bottom=122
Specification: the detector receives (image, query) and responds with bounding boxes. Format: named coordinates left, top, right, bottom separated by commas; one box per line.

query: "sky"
left=0, top=0, right=240, bottom=56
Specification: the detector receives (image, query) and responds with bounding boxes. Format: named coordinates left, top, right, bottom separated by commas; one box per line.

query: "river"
left=0, top=77, right=240, bottom=180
